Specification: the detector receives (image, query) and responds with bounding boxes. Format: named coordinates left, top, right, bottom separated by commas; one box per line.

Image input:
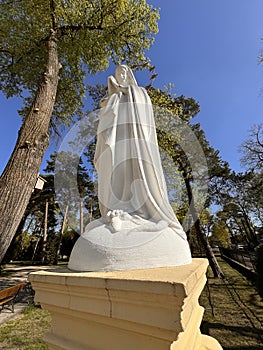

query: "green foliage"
left=150, top=87, right=230, bottom=216
left=88, top=84, right=108, bottom=110
left=4, top=149, right=99, bottom=263
left=148, top=87, right=184, bottom=119
left=149, top=87, right=200, bottom=123
left=9, top=231, right=32, bottom=261
left=0, top=0, right=159, bottom=124
left=215, top=171, right=261, bottom=247
left=45, top=151, right=99, bottom=229
left=210, top=218, right=230, bottom=248
left=3, top=174, right=60, bottom=263
left=60, top=229, right=79, bottom=258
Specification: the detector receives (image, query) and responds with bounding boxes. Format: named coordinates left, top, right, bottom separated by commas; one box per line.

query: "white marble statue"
left=68, top=65, right=192, bottom=271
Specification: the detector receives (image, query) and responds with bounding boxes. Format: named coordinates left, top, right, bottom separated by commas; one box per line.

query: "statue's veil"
left=94, top=65, right=187, bottom=240
left=116, top=65, right=137, bottom=86
left=109, top=64, right=137, bottom=89
left=67, top=65, right=192, bottom=272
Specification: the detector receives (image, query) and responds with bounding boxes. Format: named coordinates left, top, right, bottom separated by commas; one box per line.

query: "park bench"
left=0, top=282, right=26, bottom=313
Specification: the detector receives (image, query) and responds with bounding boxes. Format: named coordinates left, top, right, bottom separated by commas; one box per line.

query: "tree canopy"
left=0, top=0, right=159, bottom=124
left=239, top=123, right=263, bottom=172
left=0, top=0, right=159, bottom=264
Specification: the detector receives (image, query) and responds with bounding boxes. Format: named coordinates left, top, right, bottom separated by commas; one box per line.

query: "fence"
left=220, top=247, right=257, bottom=280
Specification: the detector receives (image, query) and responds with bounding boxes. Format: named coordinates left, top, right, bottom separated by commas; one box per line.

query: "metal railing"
left=220, top=247, right=256, bottom=271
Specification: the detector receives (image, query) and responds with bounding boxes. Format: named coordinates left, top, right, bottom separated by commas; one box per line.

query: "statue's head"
left=115, top=65, right=128, bottom=85
left=115, top=65, right=137, bottom=86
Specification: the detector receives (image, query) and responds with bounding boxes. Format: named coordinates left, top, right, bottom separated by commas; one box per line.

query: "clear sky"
left=1, top=0, right=263, bottom=174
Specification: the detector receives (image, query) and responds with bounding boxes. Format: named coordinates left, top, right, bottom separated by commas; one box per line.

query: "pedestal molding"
left=29, top=258, right=223, bottom=350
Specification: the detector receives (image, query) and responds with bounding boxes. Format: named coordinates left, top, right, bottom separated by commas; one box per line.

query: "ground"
left=200, top=258, right=263, bottom=350
left=0, top=258, right=262, bottom=349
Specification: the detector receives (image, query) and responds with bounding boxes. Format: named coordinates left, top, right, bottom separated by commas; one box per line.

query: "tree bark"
left=0, top=30, right=60, bottom=264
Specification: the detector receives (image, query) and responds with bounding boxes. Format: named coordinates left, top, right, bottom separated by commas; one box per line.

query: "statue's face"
left=116, top=66, right=128, bottom=85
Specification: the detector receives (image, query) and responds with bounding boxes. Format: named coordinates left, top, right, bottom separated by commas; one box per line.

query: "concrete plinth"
left=28, top=258, right=222, bottom=350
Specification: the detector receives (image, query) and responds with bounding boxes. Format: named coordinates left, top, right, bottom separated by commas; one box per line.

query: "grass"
left=0, top=306, right=51, bottom=350
left=200, top=257, right=263, bottom=349
left=0, top=269, right=12, bottom=278
left=0, top=258, right=262, bottom=349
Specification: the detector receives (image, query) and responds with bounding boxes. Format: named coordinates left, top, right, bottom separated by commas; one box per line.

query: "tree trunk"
left=24, top=217, right=34, bottom=234
left=194, top=218, right=224, bottom=278
left=89, top=200, right=93, bottom=222
left=31, top=237, right=40, bottom=263
left=183, top=171, right=224, bottom=278
left=241, top=209, right=258, bottom=246
left=2, top=212, right=28, bottom=263
left=0, top=30, right=60, bottom=264
left=56, top=204, right=69, bottom=258
left=41, top=200, right=49, bottom=264
left=225, top=222, right=238, bottom=245
left=31, top=222, right=43, bottom=262
left=80, top=198, right=84, bottom=235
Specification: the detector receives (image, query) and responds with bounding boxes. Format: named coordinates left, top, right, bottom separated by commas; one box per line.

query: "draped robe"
left=94, top=76, right=186, bottom=240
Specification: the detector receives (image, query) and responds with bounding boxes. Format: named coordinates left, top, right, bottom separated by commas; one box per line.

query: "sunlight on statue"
left=68, top=65, right=192, bottom=271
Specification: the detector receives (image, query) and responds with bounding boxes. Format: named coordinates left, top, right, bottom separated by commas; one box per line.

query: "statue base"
left=68, top=220, right=192, bottom=271
left=29, top=258, right=223, bottom=350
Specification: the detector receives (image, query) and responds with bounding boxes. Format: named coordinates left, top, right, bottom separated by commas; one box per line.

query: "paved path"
left=0, top=265, right=59, bottom=325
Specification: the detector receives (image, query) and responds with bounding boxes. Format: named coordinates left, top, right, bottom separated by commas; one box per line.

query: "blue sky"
left=1, top=0, right=263, bottom=174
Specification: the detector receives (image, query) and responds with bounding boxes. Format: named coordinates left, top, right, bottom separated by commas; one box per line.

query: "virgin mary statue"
left=68, top=65, right=192, bottom=272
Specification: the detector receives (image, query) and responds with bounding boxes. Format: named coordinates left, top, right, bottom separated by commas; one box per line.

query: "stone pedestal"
left=28, top=258, right=222, bottom=350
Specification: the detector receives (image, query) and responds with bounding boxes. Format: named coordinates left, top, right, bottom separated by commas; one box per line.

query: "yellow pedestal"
left=28, top=258, right=222, bottom=350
